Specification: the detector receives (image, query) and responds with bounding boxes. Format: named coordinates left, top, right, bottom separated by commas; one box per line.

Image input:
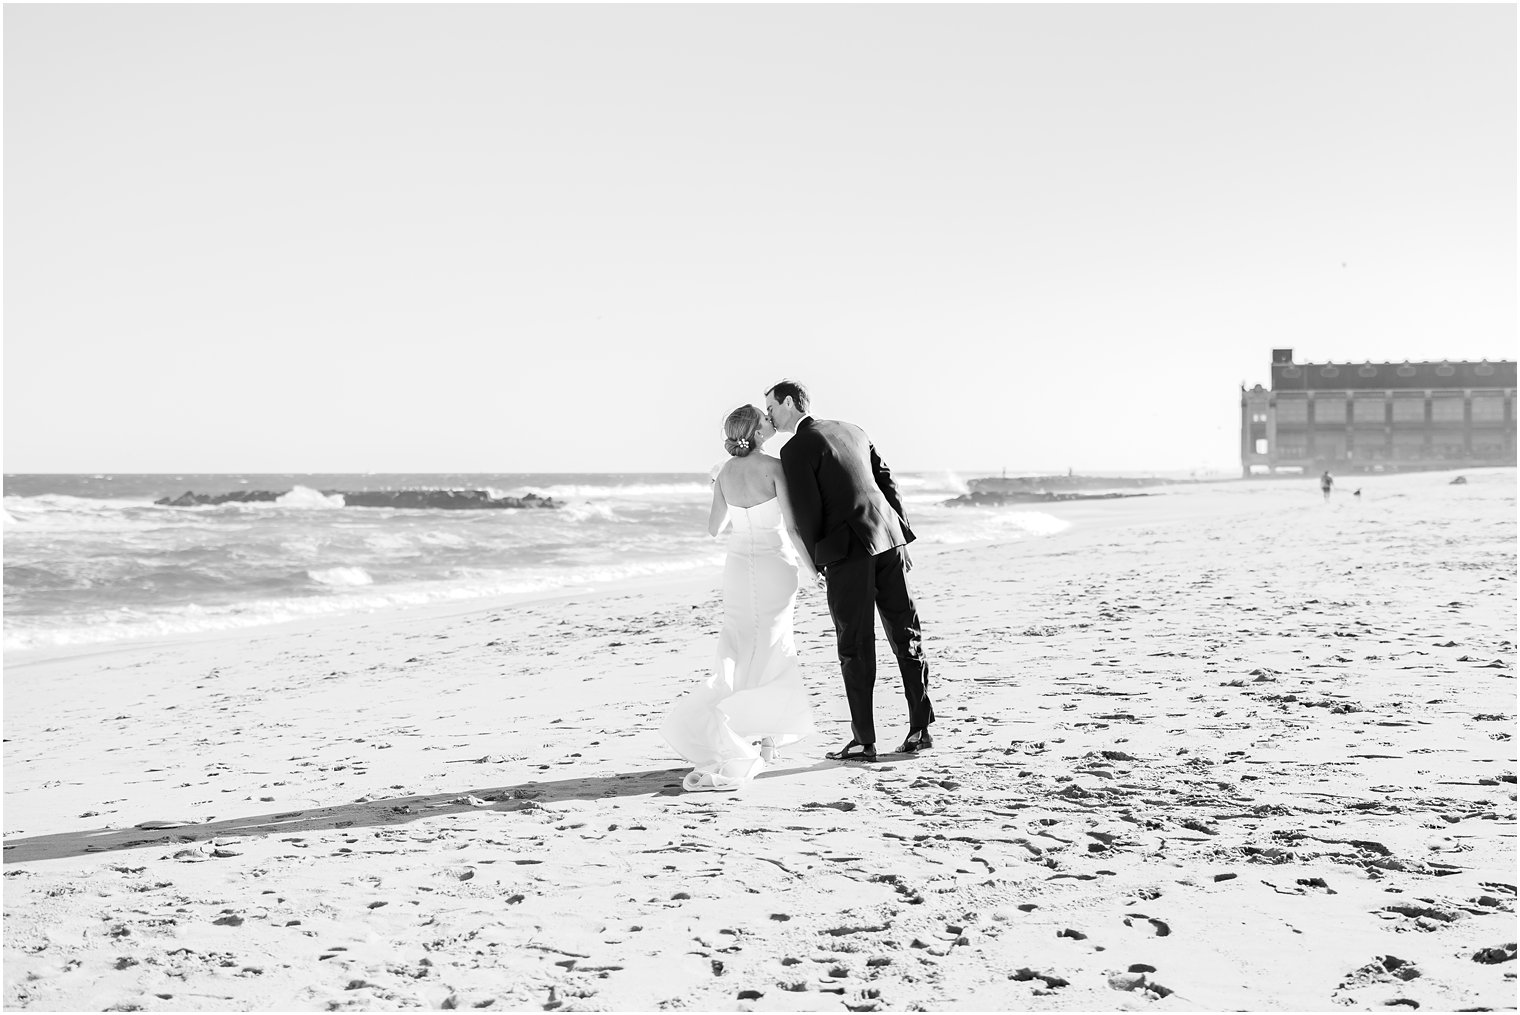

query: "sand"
left=4, top=469, right=1515, bottom=1012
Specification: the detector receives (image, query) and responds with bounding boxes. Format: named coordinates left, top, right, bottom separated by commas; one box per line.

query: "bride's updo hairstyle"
left=723, top=405, right=764, bottom=458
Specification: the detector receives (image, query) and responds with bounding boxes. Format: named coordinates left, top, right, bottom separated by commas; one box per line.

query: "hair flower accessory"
left=735, top=437, right=751, bottom=451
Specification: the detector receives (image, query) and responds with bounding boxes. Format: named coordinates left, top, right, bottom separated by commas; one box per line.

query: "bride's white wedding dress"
left=661, top=497, right=815, bottom=790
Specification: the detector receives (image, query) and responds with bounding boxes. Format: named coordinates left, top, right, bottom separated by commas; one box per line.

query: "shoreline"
left=2, top=568, right=725, bottom=676
left=0, top=497, right=1089, bottom=673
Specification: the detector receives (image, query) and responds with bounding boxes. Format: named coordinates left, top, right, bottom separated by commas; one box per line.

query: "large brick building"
left=1240, top=349, right=1516, bottom=476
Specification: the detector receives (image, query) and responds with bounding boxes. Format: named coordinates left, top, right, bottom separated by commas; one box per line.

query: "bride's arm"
left=708, top=467, right=731, bottom=537
left=772, top=463, right=819, bottom=582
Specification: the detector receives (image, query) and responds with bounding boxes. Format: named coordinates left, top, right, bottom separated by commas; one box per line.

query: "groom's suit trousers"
left=823, top=543, right=934, bottom=746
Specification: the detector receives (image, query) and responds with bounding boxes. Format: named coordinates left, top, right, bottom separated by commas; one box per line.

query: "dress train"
left=661, top=498, right=814, bottom=790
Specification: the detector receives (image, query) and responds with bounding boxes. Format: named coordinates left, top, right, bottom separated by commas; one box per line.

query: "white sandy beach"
left=4, top=470, right=1515, bottom=1012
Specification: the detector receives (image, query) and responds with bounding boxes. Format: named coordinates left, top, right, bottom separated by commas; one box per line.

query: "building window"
left=1435, top=364, right=1456, bottom=377
left=1358, top=365, right=1378, bottom=378
left=1255, top=438, right=1269, bottom=454
left=1320, top=366, right=1340, bottom=378
left=1391, top=398, right=1426, bottom=422
left=1472, top=395, right=1505, bottom=422
left=1431, top=432, right=1465, bottom=456
left=1475, top=363, right=1495, bottom=377
left=1316, top=434, right=1347, bottom=458
left=1396, top=364, right=1417, bottom=377
left=1281, top=366, right=1302, bottom=378
left=1352, top=398, right=1385, bottom=423
left=1393, top=433, right=1426, bottom=452
left=1251, top=413, right=1267, bottom=423
left=1431, top=397, right=1464, bottom=422
left=1313, top=397, right=1347, bottom=421
left=1275, top=400, right=1308, bottom=423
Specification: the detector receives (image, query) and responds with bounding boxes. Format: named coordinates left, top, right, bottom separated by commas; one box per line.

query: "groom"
left=764, top=379, right=935, bottom=762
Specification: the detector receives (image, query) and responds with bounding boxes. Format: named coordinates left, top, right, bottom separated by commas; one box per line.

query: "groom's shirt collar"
left=796, top=414, right=814, bottom=431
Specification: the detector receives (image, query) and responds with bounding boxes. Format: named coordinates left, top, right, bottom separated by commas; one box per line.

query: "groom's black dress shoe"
left=825, top=740, right=877, bottom=762
left=898, top=728, right=934, bottom=754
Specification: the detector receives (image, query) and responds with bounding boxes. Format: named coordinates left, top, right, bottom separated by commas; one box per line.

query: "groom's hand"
left=902, top=547, right=913, bottom=572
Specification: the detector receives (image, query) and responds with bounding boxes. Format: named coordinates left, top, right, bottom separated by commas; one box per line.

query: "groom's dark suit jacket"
left=779, top=416, right=915, bottom=569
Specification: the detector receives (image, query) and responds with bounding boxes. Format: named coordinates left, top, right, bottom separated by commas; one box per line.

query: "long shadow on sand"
left=3, top=760, right=845, bottom=864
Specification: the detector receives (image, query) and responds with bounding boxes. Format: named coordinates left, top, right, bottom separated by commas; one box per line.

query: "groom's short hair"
left=767, top=379, right=810, bottom=413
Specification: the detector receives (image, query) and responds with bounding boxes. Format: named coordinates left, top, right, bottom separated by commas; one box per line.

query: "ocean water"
left=3, top=472, right=1070, bottom=652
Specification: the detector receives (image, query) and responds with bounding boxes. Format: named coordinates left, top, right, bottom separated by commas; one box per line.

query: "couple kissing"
left=661, top=379, right=936, bottom=792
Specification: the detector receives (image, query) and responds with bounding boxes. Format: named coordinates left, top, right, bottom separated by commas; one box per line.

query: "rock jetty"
left=944, top=474, right=1174, bottom=507
left=154, top=490, right=560, bottom=510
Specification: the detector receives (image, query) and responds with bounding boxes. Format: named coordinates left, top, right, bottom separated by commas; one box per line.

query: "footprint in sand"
left=1109, top=970, right=1175, bottom=999
left=1264, top=877, right=1337, bottom=896
left=869, top=873, right=924, bottom=905
left=1123, top=913, right=1171, bottom=937
left=1333, top=954, right=1424, bottom=1007
left=1010, top=968, right=1069, bottom=991
left=1471, top=943, right=1516, bottom=964
left=823, top=922, right=889, bottom=937
left=1379, top=903, right=1460, bottom=931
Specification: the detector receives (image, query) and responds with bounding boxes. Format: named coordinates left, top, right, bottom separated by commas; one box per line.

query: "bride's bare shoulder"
left=760, top=454, right=789, bottom=481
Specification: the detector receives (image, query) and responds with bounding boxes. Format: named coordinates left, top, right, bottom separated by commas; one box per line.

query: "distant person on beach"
left=765, top=379, right=935, bottom=762
left=1320, top=471, right=1334, bottom=501
left=660, top=405, right=817, bottom=791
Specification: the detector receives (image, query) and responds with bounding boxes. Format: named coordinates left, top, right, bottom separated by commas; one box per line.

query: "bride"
left=661, top=404, right=818, bottom=791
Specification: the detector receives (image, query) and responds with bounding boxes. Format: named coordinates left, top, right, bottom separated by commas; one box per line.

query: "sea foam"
left=920, top=509, right=1071, bottom=544
left=308, top=567, right=375, bottom=587
left=4, top=552, right=724, bottom=652
left=276, top=486, right=345, bottom=509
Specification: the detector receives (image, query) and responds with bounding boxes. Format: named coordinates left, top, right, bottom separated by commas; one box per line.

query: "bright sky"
left=5, top=5, right=1514, bottom=476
